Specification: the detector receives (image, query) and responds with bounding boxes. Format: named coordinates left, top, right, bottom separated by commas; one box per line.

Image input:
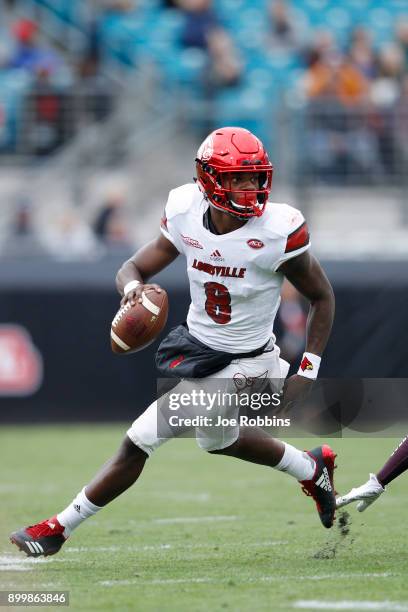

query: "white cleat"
left=336, top=473, right=385, bottom=512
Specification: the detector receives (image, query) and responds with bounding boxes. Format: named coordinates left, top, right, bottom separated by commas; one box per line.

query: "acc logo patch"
left=247, top=239, right=264, bottom=249
left=0, top=325, right=43, bottom=396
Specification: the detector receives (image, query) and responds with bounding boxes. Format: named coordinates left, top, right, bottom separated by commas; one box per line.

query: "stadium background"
left=2, top=3, right=408, bottom=611
left=0, top=0, right=407, bottom=422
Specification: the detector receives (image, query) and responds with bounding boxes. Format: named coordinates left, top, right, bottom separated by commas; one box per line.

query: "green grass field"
left=1, top=426, right=407, bottom=611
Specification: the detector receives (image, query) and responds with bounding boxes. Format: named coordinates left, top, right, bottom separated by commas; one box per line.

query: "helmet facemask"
left=196, top=161, right=273, bottom=219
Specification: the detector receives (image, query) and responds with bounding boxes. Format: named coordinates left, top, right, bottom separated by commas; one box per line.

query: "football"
left=110, top=289, right=168, bottom=354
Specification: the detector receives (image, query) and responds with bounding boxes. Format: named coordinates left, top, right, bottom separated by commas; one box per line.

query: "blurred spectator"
left=268, top=0, right=301, bottom=52
left=8, top=19, right=62, bottom=77
left=12, top=197, right=33, bottom=236
left=304, top=50, right=369, bottom=107
left=20, top=69, right=71, bottom=156
left=75, top=56, right=114, bottom=123
left=336, top=58, right=370, bottom=107
left=304, top=96, right=381, bottom=182
left=101, top=0, right=135, bottom=13
left=93, top=191, right=132, bottom=252
left=176, top=0, right=219, bottom=50
left=393, top=75, right=408, bottom=171
left=349, top=27, right=377, bottom=80
left=40, top=209, right=101, bottom=261
left=0, top=104, right=7, bottom=148
left=206, top=28, right=242, bottom=89
left=0, top=197, right=46, bottom=258
left=175, top=0, right=241, bottom=89
left=370, top=44, right=405, bottom=173
left=371, top=44, right=405, bottom=109
left=303, top=41, right=379, bottom=182
left=396, top=20, right=408, bottom=65
left=303, top=30, right=339, bottom=68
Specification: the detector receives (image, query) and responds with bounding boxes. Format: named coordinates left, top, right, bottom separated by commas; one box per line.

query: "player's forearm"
left=304, top=291, right=335, bottom=356
left=115, top=260, right=144, bottom=296
left=115, top=235, right=179, bottom=296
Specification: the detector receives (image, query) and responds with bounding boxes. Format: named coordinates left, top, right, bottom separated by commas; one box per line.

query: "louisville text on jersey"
left=192, top=259, right=246, bottom=279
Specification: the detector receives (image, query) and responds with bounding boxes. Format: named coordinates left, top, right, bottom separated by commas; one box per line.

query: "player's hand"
left=280, top=374, right=314, bottom=413
left=121, top=283, right=162, bottom=307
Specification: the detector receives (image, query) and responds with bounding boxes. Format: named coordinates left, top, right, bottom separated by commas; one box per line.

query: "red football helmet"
left=195, top=127, right=273, bottom=218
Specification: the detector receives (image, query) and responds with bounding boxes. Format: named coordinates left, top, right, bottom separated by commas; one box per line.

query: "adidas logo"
left=47, top=522, right=55, bottom=530
left=25, top=540, right=44, bottom=554
left=74, top=504, right=81, bottom=513
left=315, top=467, right=332, bottom=492
left=210, top=249, right=224, bottom=262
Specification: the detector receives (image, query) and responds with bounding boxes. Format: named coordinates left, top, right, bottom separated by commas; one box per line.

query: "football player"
left=11, top=127, right=337, bottom=558
left=336, top=435, right=408, bottom=511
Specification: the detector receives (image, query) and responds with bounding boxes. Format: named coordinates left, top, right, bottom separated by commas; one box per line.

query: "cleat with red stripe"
left=300, top=444, right=337, bottom=529
left=10, top=516, right=67, bottom=557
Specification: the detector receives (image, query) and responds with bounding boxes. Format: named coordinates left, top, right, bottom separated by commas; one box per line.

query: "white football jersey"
left=160, top=183, right=310, bottom=353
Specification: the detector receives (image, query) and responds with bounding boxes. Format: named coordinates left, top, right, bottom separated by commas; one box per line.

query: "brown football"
left=110, top=289, right=168, bottom=354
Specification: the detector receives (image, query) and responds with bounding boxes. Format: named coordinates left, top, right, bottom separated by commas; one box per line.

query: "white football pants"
left=127, top=343, right=290, bottom=454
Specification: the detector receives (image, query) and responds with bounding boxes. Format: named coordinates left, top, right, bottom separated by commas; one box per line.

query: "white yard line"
left=149, top=492, right=211, bottom=502
left=99, top=572, right=400, bottom=588
left=0, top=554, right=77, bottom=570
left=293, top=602, right=408, bottom=611
left=65, top=544, right=172, bottom=553
left=100, top=578, right=212, bottom=587
left=0, top=555, right=39, bottom=572
left=0, top=565, right=32, bottom=571
left=153, top=515, right=239, bottom=524
left=296, top=573, right=395, bottom=581
left=1, top=540, right=288, bottom=560
left=64, top=540, right=287, bottom=554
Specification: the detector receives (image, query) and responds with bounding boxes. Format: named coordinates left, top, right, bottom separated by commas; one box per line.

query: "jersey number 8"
left=204, top=282, right=231, bottom=324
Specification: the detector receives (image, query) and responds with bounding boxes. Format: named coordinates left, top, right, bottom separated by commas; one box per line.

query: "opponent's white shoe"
left=336, top=473, right=385, bottom=512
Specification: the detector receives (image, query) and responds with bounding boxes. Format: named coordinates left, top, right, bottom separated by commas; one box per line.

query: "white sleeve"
left=159, top=193, right=185, bottom=254
left=160, top=213, right=183, bottom=253
left=273, top=210, right=311, bottom=272
left=158, top=184, right=198, bottom=254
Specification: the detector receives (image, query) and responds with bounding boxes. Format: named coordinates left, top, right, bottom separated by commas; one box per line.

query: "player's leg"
left=376, top=435, right=408, bottom=486
left=208, top=427, right=336, bottom=528
left=196, top=349, right=337, bottom=528
left=10, top=398, right=168, bottom=557
left=83, top=436, right=147, bottom=506
left=336, top=435, right=408, bottom=512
